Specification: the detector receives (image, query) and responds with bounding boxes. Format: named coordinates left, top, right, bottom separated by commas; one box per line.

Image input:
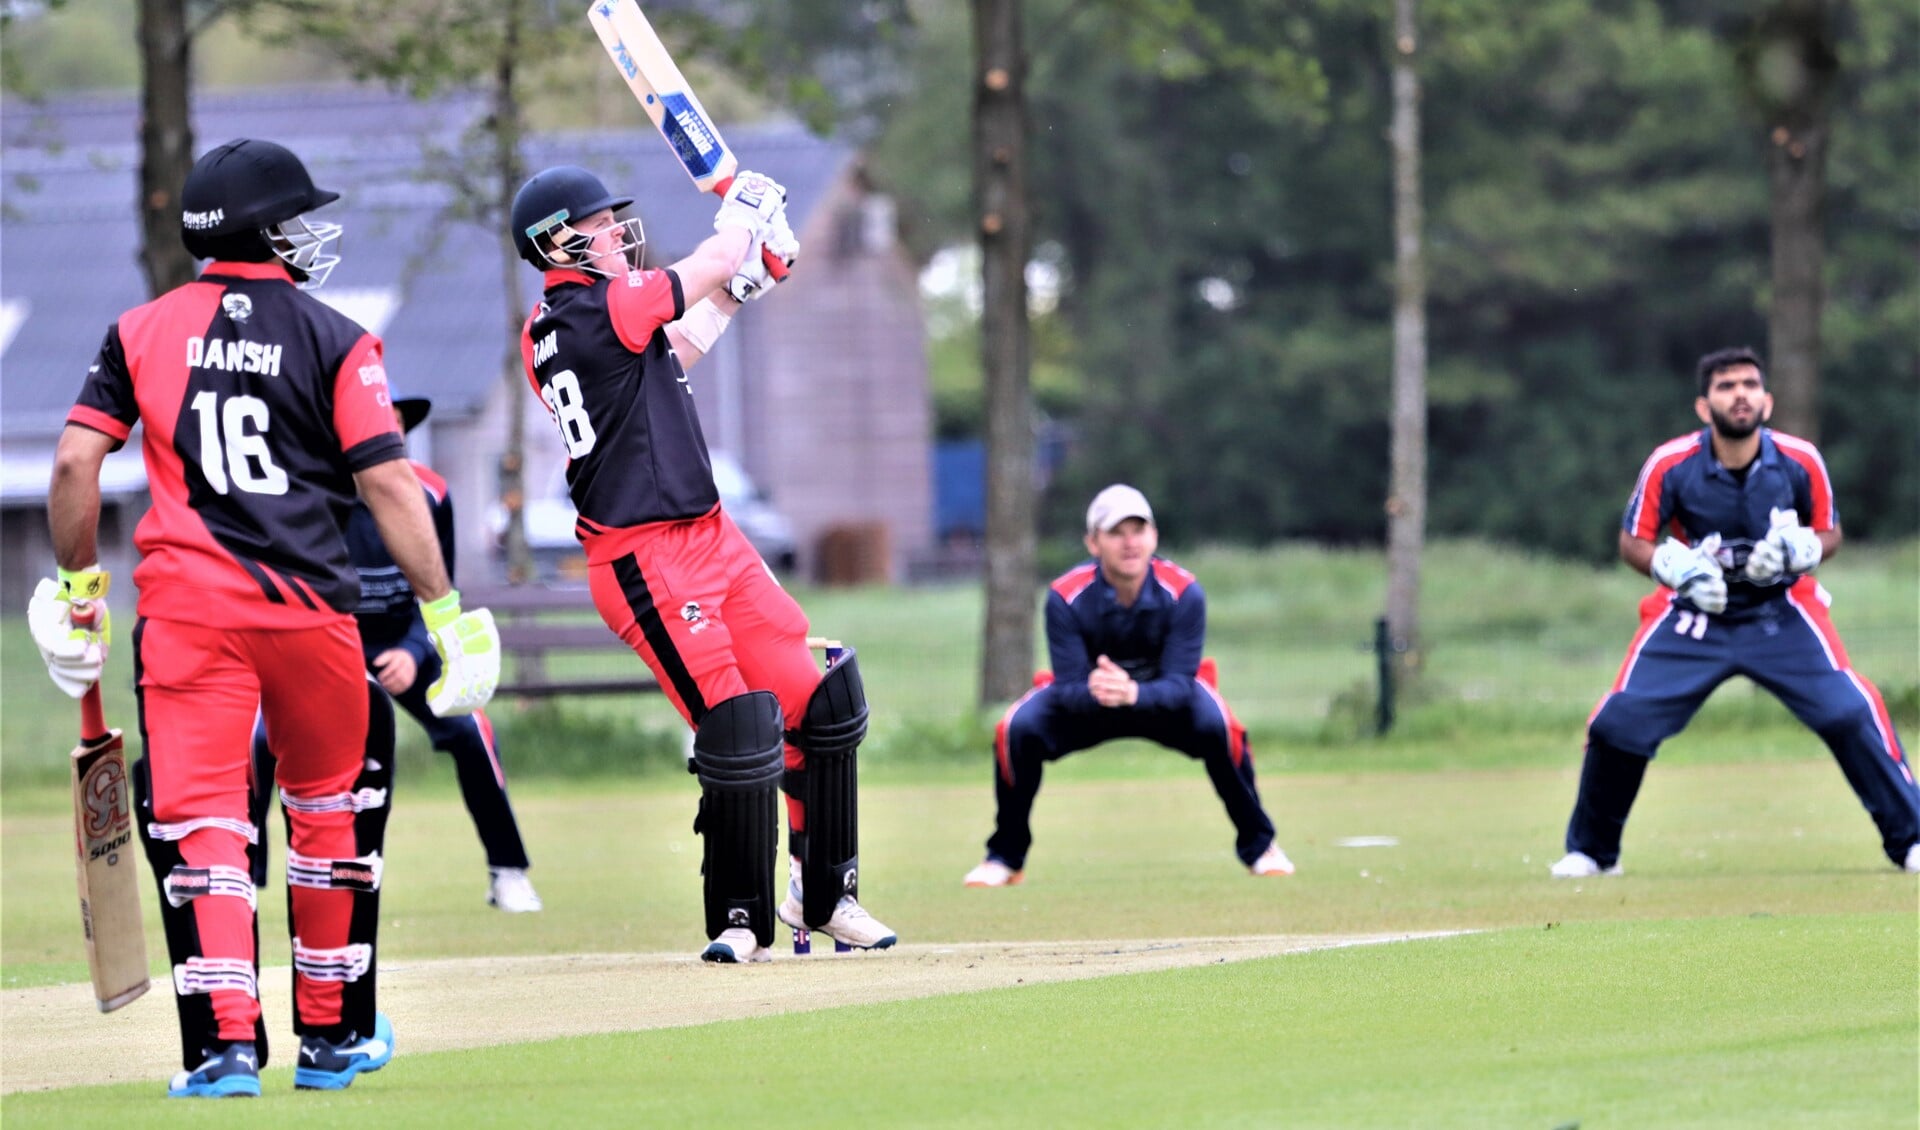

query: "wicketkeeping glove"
left=712, top=171, right=788, bottom=242
left=1744, top=506, right=1821, bottom=584
left=420, top=590, right=500, bottom=717
left=27, top=565, right=112, bottom=698
left=1650, top=533, right=1726, bottom=613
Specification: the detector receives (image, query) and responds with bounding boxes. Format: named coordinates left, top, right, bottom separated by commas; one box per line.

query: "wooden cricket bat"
left=588, top=0, right=789, bottom=279
left=70, top=625, right=150, bottom=1013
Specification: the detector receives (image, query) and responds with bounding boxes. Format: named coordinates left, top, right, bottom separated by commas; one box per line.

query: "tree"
left=1384, top=0, right=1427, bottom=700
left=1727, top=0, right=1843, bottom=442
left=137, top=0, right=198, bottom=296
left=971, top=0, right=1037, bottom=707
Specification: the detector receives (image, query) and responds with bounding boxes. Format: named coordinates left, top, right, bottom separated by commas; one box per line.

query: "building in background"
left=0, top=85, right=931, bottom=610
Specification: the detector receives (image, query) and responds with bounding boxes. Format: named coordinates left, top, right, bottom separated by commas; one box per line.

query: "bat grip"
left=710, top=177, right=793, bottom=282
left=72, top=603, right=109, bottom=742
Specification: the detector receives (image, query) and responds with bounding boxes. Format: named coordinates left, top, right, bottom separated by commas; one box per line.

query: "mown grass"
left=3, top=539, right=1913, bottom=789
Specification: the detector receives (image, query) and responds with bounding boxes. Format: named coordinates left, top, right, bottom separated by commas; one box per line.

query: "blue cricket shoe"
left=168, top=1041, right=261, bottom=1098
left=294, top=1012, right=395, bottom=1090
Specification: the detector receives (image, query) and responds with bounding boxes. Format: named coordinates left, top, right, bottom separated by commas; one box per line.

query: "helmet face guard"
left=265, top=213, right=343, bottom=290
left=523, top=212, right=646, bottom=277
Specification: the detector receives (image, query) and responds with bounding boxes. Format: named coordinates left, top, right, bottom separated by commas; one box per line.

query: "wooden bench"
left=464, top=584, right=661, bottom=699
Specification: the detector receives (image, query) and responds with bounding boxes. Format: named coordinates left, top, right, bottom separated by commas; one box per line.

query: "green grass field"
left=2, top=541, right=1915, bottom=1123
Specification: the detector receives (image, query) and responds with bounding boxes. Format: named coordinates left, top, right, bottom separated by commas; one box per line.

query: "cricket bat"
left=588, top=0, right=789, bottom=279
left=70, top=607, right=149, bottom=1012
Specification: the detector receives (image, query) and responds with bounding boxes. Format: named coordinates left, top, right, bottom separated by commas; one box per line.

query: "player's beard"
left=1707, top=403, right=1763, bottom=440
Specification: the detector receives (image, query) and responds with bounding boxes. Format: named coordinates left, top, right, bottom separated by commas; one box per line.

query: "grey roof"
left=1, top=85, right=853, bottom=437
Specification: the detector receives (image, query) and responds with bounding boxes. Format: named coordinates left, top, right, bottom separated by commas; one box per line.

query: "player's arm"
left=1043, top=593, right=1098, bottom=712
left=1618, top=530, right=1656, bottom=577
left=49, top=425, right=116, bottom=571
left=1131, top=586, right=1205, bottom=712
left=356, top=459, right=452, bottom=602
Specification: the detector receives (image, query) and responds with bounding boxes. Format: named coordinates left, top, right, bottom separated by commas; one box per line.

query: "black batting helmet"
left=510, top=166, right=634, bottom=267
left=180, top=139, right=340, bottom=260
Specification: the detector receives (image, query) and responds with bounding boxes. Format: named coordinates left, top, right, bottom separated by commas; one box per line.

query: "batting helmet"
left=510, top=166, right=634, bottom=268
left=180, top=139, right=340, bottom=260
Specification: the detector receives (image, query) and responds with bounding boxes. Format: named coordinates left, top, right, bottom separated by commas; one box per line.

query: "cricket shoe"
left=701, top=927, right=772, bottom=964
left=779, top=886, right=897, bottom=950
left=962, top=858, right=1023, bottom=888
left=1903, top=843, right=1920, bottom=874
left=168, top=1041, right=261, bottom=1098
left=1549, top=851, right=1622, bottom=879
left=1249, top=843, right=1296, bottom=877
left=295, top=1012, right=395, bottom=1090
left=487, top=867, right=543, bottom=913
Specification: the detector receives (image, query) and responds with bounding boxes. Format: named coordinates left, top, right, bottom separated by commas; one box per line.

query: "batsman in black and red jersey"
left=509, top=164, right=895, bottom=962
left=32, top=139, right=500, bottom=1098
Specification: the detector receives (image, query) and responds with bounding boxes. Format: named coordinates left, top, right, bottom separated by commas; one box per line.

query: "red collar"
left=201, top=260, right=295, bottom=282
left=543, top=267, right=599, bottom=288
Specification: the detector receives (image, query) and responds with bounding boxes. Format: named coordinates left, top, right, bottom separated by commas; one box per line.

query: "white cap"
left=1086, top=483, right=1154, bottom=533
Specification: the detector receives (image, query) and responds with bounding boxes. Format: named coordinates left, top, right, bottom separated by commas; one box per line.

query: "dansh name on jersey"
left=187, top=335, right=284, bottom=377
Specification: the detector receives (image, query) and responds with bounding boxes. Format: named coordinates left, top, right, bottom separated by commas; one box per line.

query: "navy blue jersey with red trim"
left=1044, top=557, right=1206, bottom=712
left=349, top=460, right=453, bottom=656
left=1621, top=427, right=1837, bottom=614
left=68, top=260, right=405, bottom=628
left=520, top=266, right=713, bottom=559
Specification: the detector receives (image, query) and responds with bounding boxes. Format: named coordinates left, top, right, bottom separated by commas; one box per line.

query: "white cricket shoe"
left=487, top=867, right=543, bottom=913
left=1249, top=844, right=1296, bottom=877
left=701, top=927, right=771, bottom=964
left=1903, top=843, right=1920, bottom=874
left=962, top=859, right=1023, bottom=888
left=1549, top=851, right=1622, bottom=879
left=778, top=880, right=897, bottom=950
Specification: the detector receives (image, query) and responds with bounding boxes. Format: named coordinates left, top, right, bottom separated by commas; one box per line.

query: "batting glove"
left=713, top=171, right=787, bottom=241
left=726, top=216, right=799, bottom=303
left=28, top=565, right=112, bottom=698
left=1745, top=506, right=1820, bottom=585
left=421, top=590, right=500, bottom=717
left=1651, top=533, right=1726, bottom=614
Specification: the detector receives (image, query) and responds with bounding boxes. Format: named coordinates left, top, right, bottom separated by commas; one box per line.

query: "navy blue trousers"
left=985, top=677, right=1275, bottom=870
left=253, top=644, right=529, bottom=872
left=1566, top=582, right=1918, bottom=868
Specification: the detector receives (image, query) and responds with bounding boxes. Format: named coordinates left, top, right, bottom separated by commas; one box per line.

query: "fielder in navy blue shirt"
left=963, top=485, right=1292, bottom=888
left=252, top=397, right=542, bottom=912
left=1553, top=347, right=1919, bottom=878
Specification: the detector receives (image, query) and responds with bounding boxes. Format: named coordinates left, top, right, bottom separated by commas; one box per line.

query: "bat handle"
left=72, top=602, right=109, bottom=742
left=710, top=177, right=793, bottom=283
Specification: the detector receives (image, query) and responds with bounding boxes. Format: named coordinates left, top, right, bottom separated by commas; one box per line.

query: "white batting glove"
left=1745, top=506, right=1820, bottom=585
left=726, top=216, right=799, bottom=303
left=420, top=591, right=500, bottom=717
left=28, top=567, right=112, bottom=698
left=713, top=171, right=788, bottom=242
left=1650, top=533, right=1726, bottom=614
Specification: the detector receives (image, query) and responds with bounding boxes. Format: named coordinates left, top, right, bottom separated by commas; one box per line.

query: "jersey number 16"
left=190, top=390, right=289, bottom=496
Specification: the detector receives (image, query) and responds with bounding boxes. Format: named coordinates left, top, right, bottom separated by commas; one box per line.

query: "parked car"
left=489, top=451, right=796, bottom=579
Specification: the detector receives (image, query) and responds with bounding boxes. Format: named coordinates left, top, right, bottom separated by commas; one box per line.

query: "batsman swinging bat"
left=587, top=0, right=790, bottom=280
left=70, top=605, right=150, bottom=1013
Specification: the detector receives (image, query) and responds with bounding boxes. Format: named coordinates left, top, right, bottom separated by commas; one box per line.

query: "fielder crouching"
left=509, top=163, right=896, bottom=961
left=33, top=138, right=500, bottom=1097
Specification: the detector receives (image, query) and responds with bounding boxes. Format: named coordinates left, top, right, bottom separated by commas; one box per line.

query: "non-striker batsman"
left=34, top=138, right=500, bottom=1097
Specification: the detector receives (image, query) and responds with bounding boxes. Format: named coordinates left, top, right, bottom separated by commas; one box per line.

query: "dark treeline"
left=871, top=0, right=1917, bottom=560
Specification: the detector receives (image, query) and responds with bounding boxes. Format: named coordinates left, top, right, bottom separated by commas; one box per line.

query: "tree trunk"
left=1384, top=0, right=1427, bottom=695
left=137, top=0, right=197, bottom=297
left=1752, top=1, right=1837, bottom=443
left=971, top=0, right=1036, bottom=707
left=494, top=2, right=534, bottom=587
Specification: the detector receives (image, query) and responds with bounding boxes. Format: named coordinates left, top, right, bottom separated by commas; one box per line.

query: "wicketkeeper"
left=1552, top=347, right=1920, bottom=878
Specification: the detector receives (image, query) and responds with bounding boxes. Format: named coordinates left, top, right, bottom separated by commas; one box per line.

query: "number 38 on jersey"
left=542, top=369, right=598, bottom=458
